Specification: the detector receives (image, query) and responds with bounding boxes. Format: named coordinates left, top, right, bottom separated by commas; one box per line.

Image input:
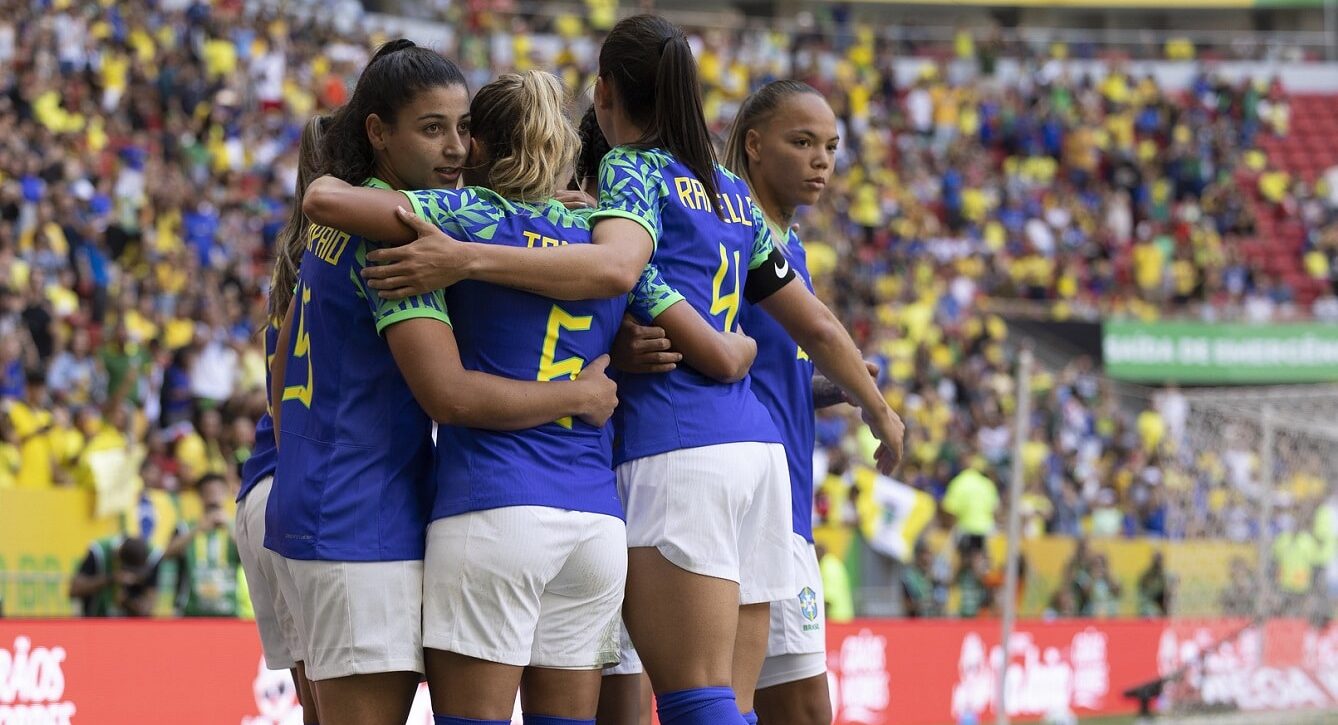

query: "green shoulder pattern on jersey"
left=350, top=239, right=450, bottom=333
left=402, top=187, right=592, bottom=240
left=706, top=163, right=778, bottom=269
left=589, top=146, right=673, bottom=248
left=401, top=187, right=507, bottom=241
left=745, top=194, right=778, bottom=270
left=628, top=263, right=684, bottom=323
left=511, top=197, right=593, bottom=233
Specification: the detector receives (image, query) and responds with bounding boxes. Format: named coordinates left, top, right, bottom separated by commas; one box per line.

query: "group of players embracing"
left=233, top=13, right=905, bottom=725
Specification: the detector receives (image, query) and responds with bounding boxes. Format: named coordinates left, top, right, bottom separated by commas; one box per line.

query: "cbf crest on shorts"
left=799, top=586, right=819, bottom=623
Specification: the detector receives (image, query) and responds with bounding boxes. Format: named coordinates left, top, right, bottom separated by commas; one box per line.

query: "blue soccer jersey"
left=266, top=178, right=450, bottom=562
left=401, top=188, right=627, bottom=520
left=590, top=147, right=783, bottom=464
left=237, top=323, right=279, bottom=503
left=739, top=226, right=818, bottom=541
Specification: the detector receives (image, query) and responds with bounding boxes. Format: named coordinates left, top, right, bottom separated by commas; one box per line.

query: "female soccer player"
left=302, top=70, right=633, bottom=725
left=235, top=113, right=325, bottom=725
left=266, top=43, right=615, bottom=725
left=363, top=16, right=904, bottom=725
left=727, top=80, right=850, bottom=725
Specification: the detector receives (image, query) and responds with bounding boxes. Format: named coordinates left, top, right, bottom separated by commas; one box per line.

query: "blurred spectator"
left=69, top=534, right=159, bottom=617
left=1318, top=486, right=1338, bottom=601
left=953, top=548, right=996, bottom=617
left=819, top=542, right=855, bottom=624
left=168, top=473, right=243, bottom=617
left=1220, top=556, right=1258, bottom=616
left=1137, top=551, right=1171, bottom=616
left=1075, top=553, right=1122, bottom=617
left=4, top=370, right=55, bottom=488
left=1090, top=488, right=1125, bottom=537
left=1272, top=509, right=1320, bottom=614
left=1046, top=586, right=1081, bottom=619
left=941, top=459, right=999, bottom=555
left=902, top=542, right=945, bottom=618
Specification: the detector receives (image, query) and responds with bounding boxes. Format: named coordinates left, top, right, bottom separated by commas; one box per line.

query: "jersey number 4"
left=537, top=304, right=593, bottom=429
left=711, top=243, right=741, bottom=332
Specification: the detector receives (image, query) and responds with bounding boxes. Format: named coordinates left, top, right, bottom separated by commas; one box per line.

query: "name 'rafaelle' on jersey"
left=673, top=176, right=755, bottom=226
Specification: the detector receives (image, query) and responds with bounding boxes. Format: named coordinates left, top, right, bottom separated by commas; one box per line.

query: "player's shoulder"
left=715, top=163, right=747, bottom=187
left=602, top=145, right=673, bottom=175
left=529, top=198, right=592, bottom=233
left=430, top=186, right=513, bottom=237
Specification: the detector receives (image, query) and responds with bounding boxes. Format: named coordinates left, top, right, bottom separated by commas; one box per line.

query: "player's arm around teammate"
left=267, top=44, right=615, bottom=725
left=306, top=70, right=634, bottom=725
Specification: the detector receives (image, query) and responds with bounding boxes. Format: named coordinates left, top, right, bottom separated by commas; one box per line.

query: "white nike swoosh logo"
left=775, top=258, right=790, bottom=278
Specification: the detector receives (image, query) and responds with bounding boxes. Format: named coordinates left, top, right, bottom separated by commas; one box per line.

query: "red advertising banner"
left=1157, top=618, right=1338, bottom=714
left=826, top=619, right=1163, bottom=724
left=2, top=618, right=1335, bottom=725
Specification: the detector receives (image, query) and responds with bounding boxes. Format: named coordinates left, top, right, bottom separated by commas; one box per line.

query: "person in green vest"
left=167, top=472, right=243, bottom=616
left=68, top=534, right=160, bottom=617
left=1273, top=511, right=1320, bottom=615
left=941, top=457, right=999, bottom=556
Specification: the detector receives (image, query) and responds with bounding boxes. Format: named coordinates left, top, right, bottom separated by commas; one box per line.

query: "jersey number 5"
left=282, top=283, right=314, bottom=408
left=711, top=243, right=741, bottom=332
left=538, top=304, right=593, bottom=429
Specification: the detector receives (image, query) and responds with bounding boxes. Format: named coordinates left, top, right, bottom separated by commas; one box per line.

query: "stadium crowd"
left=0, top=1, right=1335, bottom=618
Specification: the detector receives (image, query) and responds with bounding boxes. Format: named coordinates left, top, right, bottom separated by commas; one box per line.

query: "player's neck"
left=606, top=115, right=647, bottom=148
left=372, top=159, right=405, bottom=191
left=752, top=183, right=794, bottom=237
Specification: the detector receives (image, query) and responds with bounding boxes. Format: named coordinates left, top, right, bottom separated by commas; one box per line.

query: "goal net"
left=1152, top=384, right=1338, bottom=717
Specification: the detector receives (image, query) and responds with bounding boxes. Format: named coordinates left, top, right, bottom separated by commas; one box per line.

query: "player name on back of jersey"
left=672, top=176, right=754, bottom=227
left=522, top=230, right=571, bottom=248
left=307, top=224, right=353, bottom=266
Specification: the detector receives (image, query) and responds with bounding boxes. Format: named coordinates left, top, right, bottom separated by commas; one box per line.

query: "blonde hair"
left=471, top=71, right=579, bottom=203
left=267, top=114, right=328, bottom=326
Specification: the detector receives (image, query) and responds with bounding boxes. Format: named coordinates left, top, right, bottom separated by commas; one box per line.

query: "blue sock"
left=434, top=717, right=510, bottom=725
left=524, top=716, right=595, bottom=725
left=742, top=711, right=758, bottom=725
left=656, top=686, right=746, bottom=725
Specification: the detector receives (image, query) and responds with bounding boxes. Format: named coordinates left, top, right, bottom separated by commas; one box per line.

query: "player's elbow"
left=425, top=385, right=498, bottom=427
left=301, top=186, right=337, bottom=226
left=695, top=345, right=752, bottom=384
left=599, top=260, right=642, bottom=297
left=722, top=349, right=754, bottom=384
left=797, top=314, right=845, bottom=359
left=426, top=396, right=476, bottom=427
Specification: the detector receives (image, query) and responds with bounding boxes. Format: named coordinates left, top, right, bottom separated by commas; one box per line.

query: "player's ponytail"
left=267, top=114, right=329, bottom=327
left=599, top=14, right=720, bottom=215
left=471, top=71, right=579, bottom=203
left=321, top=39, right=467, bottom=184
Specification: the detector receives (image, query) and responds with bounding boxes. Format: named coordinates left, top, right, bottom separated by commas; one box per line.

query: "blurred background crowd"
left=1, top=0, right=1334, bottom=620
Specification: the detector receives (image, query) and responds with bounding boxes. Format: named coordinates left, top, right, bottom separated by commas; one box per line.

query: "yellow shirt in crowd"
left=942, top=468, right=999, bottom=536
left=7, top=401, right=55, bottom=489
